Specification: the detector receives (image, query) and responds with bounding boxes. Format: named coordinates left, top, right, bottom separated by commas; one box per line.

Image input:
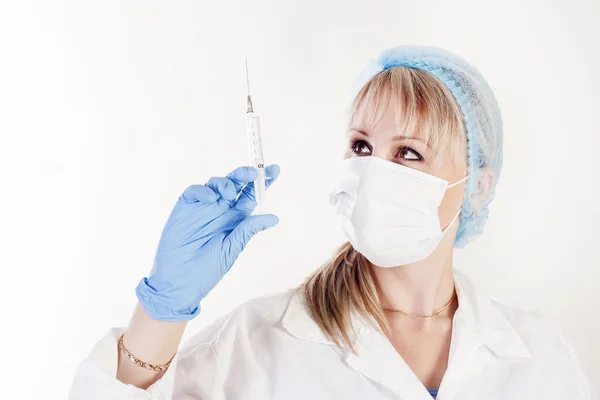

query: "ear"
left=470, top=168, right=495, bottom=215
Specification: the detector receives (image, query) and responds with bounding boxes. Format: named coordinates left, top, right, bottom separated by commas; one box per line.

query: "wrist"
left=124, top=302, right=188, bottom=365
left=135, top=277, right=201, bottom=322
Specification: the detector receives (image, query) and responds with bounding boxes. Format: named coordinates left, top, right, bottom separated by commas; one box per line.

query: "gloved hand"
left=135, top=165, right=280, bottom=321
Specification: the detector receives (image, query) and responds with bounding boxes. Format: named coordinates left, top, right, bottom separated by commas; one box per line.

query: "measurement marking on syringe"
left=245, top=58, right=267, bottom=214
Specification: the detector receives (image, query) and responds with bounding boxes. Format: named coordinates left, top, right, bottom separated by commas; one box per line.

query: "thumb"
left=222, top=214, right=279, bottom=268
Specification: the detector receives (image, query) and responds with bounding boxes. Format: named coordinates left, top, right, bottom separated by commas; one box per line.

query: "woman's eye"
left=350, top=139, right=372, bottom=155
left=397, top=146, right=423, bottom=161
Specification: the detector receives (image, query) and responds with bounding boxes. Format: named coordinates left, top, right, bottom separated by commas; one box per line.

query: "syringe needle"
left=245, top=57, right=254, bottom=113
left=245, top=57, right=250, bottom=95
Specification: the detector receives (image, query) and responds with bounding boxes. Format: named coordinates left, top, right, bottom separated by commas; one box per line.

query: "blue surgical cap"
left=351, top=45, right=504, bottom=247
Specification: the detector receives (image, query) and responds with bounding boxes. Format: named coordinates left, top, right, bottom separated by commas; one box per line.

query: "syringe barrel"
left=245, top=112, right=266, bottom=214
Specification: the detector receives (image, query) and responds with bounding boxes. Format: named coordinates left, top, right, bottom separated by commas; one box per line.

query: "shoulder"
left=455, top=269, right=581, bottom=362
left=171, top=291, right=298, bottom=397
left=487, top=299, right=598, bottom=397
left=179, top=290, right=296, bottom=358
left=489, top=297, right=571, bottom=355
left=489, top=297, right=596, bottom=387
left=455, top=270, right=596, bottom=395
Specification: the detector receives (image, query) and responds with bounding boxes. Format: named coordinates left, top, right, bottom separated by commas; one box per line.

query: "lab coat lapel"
left=344, top=326, right=435, bottom=400
left=436, top=321, right=493, bottom=400
left=437, top=270, right=531, bottom=400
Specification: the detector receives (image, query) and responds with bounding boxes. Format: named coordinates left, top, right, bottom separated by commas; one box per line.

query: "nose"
left=371, top=146, right=395, bottom=162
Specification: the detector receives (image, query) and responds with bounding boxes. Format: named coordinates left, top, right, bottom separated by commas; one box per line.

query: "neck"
left=371, top=236, right=456, bottom=318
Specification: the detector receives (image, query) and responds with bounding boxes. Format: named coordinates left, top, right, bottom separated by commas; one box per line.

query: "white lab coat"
left=70, top=269, right=598, bottom=399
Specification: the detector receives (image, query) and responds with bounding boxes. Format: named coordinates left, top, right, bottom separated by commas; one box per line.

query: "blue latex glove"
left=136, top=165, right=280, bottom=321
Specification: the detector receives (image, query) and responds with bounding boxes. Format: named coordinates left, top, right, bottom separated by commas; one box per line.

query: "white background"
left=1, top=0, right=599, bottom=398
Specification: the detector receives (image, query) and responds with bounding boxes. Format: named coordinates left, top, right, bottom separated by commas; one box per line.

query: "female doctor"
left=71, top=45, right=598, bottom=399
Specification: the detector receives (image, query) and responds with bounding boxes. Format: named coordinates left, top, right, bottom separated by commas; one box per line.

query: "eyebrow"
left=349, top=128, right=429, bottom=146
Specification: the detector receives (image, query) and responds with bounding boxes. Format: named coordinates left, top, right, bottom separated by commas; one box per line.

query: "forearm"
left=117, top=302, right=187, bottom=389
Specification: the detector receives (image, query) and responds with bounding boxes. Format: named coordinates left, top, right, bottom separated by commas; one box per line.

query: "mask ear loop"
left=441, top=174, right=469, bottom=234
left=446, top=174, right=469, bottom=189
left=441, top=208, right=463, bottom=234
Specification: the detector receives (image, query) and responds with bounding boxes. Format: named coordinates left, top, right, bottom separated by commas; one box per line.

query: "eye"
left=397, top=146, right=423, bottom=161
left=350, top=139, right=372, bottom=156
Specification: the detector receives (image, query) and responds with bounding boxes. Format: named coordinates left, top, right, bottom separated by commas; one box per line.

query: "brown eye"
left=397, top=146, right=423, bottom=161
left=350, top=139, right=372, bottom=155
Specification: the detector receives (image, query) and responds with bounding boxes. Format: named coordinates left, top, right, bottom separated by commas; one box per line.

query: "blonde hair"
left=300, top=66, right=467, bottom=350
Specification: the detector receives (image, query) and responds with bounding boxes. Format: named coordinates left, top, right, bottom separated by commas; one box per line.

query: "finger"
left=222, top=214, right=279, bottom=269
left=235, top=164, right=280, bottom=212
left=206, top=177, right=237, bottom=201
left=179, top=185, right=219, bottom=204
left=225, top=166, right=258, bottom=193
left=264, top=164, right=280, bottom=189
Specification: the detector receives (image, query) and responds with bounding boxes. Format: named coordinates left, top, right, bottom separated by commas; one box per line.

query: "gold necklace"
left=381, top=292, right=457, bottom=318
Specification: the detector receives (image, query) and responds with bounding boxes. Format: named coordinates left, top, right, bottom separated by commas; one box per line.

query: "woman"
left=71, top=45, right=598, bottom=399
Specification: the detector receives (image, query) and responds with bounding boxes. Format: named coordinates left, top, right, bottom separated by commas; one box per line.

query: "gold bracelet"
left=118, top=333, right=174, bottom=372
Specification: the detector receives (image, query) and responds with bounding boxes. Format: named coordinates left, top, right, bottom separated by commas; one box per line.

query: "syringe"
left=245, top=59, right=267, bottom=215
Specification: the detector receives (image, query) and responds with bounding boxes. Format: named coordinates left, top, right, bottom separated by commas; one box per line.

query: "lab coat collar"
left=281, top=268, right=531, bottom=359
left=452, top=268, right=531, bottom=359
left=281, top=288, right=341, bottom=346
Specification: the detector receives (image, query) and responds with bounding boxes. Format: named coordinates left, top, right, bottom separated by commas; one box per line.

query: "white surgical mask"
left=329, top=156, right=467, bottom=267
